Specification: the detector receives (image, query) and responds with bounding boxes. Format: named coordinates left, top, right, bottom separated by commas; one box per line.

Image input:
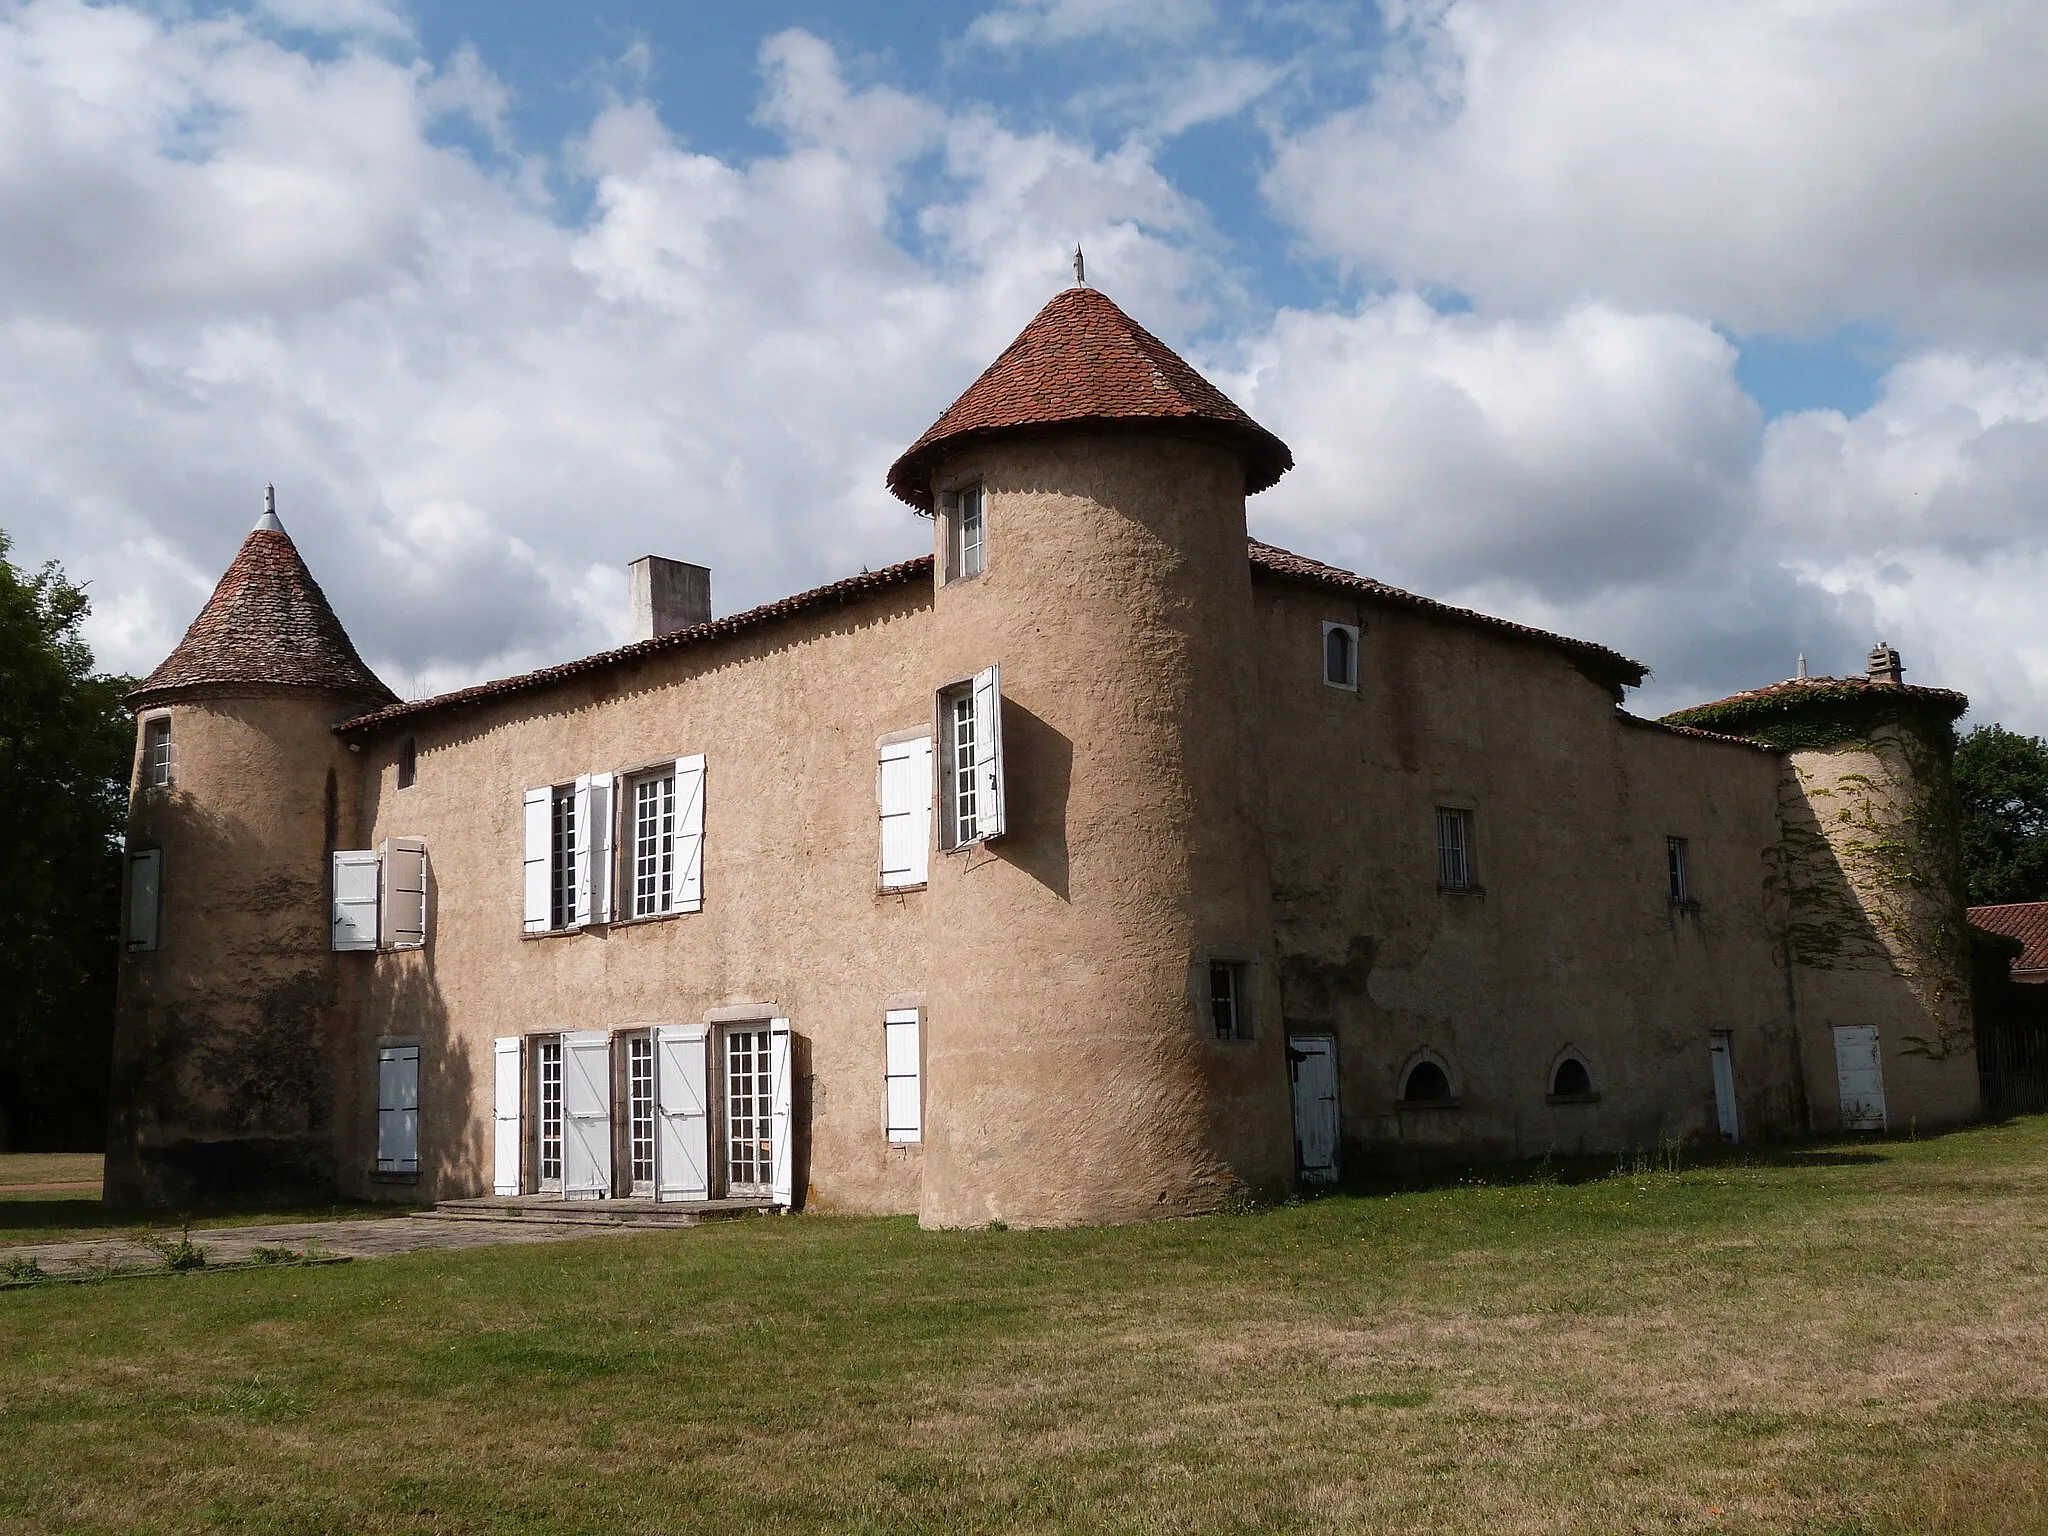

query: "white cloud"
left=966, top=0, right=1215, bottom=51
left=1266, top=0, right=2048, bottom=338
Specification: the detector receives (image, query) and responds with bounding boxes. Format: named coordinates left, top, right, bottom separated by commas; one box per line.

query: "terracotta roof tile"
left=887, top=285, right=1292, bottom=510
left=129, top=521, right=395, bottom=708
left=1615, top=712, right=1779, bottom=752
left=1970, top=902, right=2048, bottom=980
left=1674, top=675, right=1969, bottom=716
left=1246, top=540, right=1648, bottom=696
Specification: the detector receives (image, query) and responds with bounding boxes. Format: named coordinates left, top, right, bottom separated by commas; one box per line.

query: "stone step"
left=414, top=1195, right=775, bottom=1230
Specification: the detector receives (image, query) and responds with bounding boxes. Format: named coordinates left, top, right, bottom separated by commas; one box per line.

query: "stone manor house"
left=107, top=282, right=1983, bottom=1224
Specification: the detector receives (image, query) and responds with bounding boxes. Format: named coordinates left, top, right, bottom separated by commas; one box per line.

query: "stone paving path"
left=3, top=1216, right=637, bottom=1278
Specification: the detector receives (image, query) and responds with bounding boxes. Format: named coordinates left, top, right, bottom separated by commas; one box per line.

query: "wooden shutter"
left=971, top=664, right=1005, bottom=839
left=522, top=787, right=550, bottom=933
left=878, top=737, right=932, bottom=889
left=884, top=1009, right=921, bottom=1143
left=492, top=1037, right=523, bottom=1195
left=126, top=848, right=162, bottom=953
left=380, top=837, right=428, bottom=950
left=1832, top=1025, right=1887, bottom=1130
left=674, top=754, right=706, bottom=913
left=377, top=1044, right=420, bottom=1173
left=587, top=772, right=615, bottom=924
left=562, top=1030, right=613, bottom=1198
left=331, top=849, right=379, bottom=951
left=769, top=1019, right=794, bottom=1207
left=654, top=1024, right=710, bottom=1201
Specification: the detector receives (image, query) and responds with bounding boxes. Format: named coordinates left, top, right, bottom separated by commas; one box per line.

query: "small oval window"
left=1400, top=1060, right=1452, bottom=1103
left=1552, top=1057, right=1592, bottom=1096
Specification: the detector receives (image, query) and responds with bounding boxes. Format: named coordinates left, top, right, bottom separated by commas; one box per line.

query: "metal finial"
left=1073, top=243, right=1086, bottom=287
left=256, top=483, right=283, bottom=533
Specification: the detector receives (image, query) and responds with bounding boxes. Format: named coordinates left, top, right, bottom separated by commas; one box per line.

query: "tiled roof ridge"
left=1669, top=674, right=1970, bottom=715
left=1967, top=900, right=2048, bottom=976
left=129, top=525, right=396, bottom=708
left=337, top=553, right=936, bottom=733
left=1615, top=711, right=1779, bottom=753
left=1245, top=539, right=1648, bottom=689
left=887, top=286, right=1293, bottom=510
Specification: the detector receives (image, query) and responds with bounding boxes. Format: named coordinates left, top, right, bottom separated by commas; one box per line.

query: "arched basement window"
left=1551, top=1056, right=1593, bottom=1097
left=1400, top=1060, right=1453, bottom=1104
left=1322, top=621, right=1359, bottom=690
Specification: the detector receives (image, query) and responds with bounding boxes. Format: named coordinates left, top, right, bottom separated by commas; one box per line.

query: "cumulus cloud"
left=966, top=0, right=1216, bottom=51
left=1266, top=0, right=2048, bottom=339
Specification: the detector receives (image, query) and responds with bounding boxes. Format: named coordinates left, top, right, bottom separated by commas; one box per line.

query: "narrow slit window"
left=1436, top=807, right=1475, bottom=890
left=397, top=736, right=416, bottom=789
left=538, top=1037, right=564, bottom=1190
left=627, top=1033, right=655, bottom=1192
left=633, top=771, right=676, bottom=917
left=550, top=786, right=578, bottom=929
left=142, top=717, right=173, bottom=788
left=1322, top=622, right=1359, bottom=690
left=1209, top=961, right=1252, bottom=1041
left=947, top=484, right=986, bottom=582
left=1667, top=836, right=1691, bottom=906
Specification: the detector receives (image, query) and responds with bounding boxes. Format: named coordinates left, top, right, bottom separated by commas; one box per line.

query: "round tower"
left=887, top=281, right=1299, bottom=1227
left=105, top=490, right=396, bottom=1209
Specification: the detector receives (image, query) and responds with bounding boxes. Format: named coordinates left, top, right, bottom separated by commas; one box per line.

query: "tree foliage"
left=0, top=531, right=132, bottom=1150
left=1954, top=723, right=2048, bottom=906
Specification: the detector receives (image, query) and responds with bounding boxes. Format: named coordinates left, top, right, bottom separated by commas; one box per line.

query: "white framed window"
left=1209, top=960, right=1253, bottom=1041
left=537, top=1035, right=564, bottom=1192
left=625, top=756, right=705, bottom=918
left=1436, top=807, right=1476, bottom=891
left=1667, top=836, right=1692, bottom=906
left=627, top=1032, right=655, bottom=1195
left=878, top=736, right=933, bottom=889
left=936, top=665, right=1006, bottom=849
left=376, top=1043, right=420, bottom=1174
left=550, top=785, right=578, bottom=929
left=126, top=847, right=162, bottom=953
left=140, top=715, right=174, bottom=788
left=944, top=482, right=986, bottom=583
left=884, top=1009, right=922, bottom=1143
left=523, top=773, right=619, bottom=933
left=1321, top=622, right=1359, bottom=690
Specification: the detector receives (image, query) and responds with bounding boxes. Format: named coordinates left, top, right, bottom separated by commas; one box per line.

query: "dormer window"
left=944, top=483, right=985, bottom=583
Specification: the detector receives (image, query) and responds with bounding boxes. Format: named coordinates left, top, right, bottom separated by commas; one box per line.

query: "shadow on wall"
left=996, top=699, right=1073, bottom=903
left=107, top=791, right=342, bottom=1210
left=360, top=927, right=465, bottom=1198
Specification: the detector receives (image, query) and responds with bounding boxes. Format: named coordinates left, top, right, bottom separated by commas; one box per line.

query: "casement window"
left=141, top=716, right=174, bottom=788
left=376, top=1044, right=420, bottom=1175
left=627, top=1032, right=655, bottom=1196
left=331, top=840, right=429, bottom=951
left=1667, top=836, right=1692, bottom=906
left=878, top=736, right=934, bottom=889
left=523, top=774, right=618, bottom=933
left=627, top=757, right=705, bottom=919
left=397, top=736, right=417, bottom=790
left=537, top=1035, right=565, bottom=1192
left=1436, top=807, right=1476, bottom=891
left=126, top=847, right=162, bottom=953
left=936, top=666, right=1006, bottom=849
left=884, top=1009, right=922, bottom=1143
left=723, top=1020, right=793, bottom=1205
left=1209, top=961, right=1253, bottom=1041
left=943, top=482, right=986, bottom=582
left=1322, top=622, right=1360, bottom=690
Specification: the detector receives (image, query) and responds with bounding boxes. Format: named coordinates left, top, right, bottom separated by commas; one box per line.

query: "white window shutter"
left=127, top=848, right=161, bottom=953
left=878, top=737, right=932, bottom=889
left=884, top=1009, right=921, bottom=1144
left=581, top=771, right=614, bottom=925
left=562, top=1029, right=613, bottom=1198
left=522, top=787, right=549, bottom=933
left=331, top=849, right=380, bottom=951
left=377, top=1045, right=420, bottom=1173
left=972, top=663, right=1006, bottom=839
left=654, top=1024, right=710, bottom=1201
left=769, top=1019, right=794, bottom=1207
left=379, top=837, right=428, bottom=950
left=674, top=754, right=705, bottom=913
left=492, top=1037, right=523, bottom=1195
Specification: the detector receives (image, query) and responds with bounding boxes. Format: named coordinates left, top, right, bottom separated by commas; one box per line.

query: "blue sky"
left=6, top=0, right=2047, bottom=726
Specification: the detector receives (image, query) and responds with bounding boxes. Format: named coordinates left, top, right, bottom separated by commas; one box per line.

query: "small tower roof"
left=887, top=284, right=1293, bottom=510
left=128, top=497, right=396, bottom=708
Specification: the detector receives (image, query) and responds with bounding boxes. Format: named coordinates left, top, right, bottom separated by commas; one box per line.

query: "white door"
left=655, top=1025, right=710, bottom=1202
left=1709, top=1032, right=1739, bottom=1144
left=1288, top=1036, right=1340, bottom=1184
left=492, top=1037, right=523, bottom=1195
left=562, top=1030, right=614, bottom=1198
left=725, top=1026, right=775, bottom=1197
left=1833, top=1025, right=1887, bottom=1131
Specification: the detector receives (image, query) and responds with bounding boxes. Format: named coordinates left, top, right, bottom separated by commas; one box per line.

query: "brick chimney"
left=1866, top=641, right=1904, bottom=686
left=628, top=557, right=710, bottom=642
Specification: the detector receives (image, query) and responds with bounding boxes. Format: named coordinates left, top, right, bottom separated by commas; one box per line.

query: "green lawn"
left=4, top=1122, right=2048, bottom=1535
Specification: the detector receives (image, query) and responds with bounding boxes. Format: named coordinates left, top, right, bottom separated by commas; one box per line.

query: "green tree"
left=0, top=531, right=133, bottom=1150
left=1954, top=723, right=2048, bottom=906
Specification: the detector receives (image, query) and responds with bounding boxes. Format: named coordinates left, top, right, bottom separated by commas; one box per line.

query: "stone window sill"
left=1545, top=1092, right=1602, bottom=1106
left=1396, top=1097, right=1463, bottom=1111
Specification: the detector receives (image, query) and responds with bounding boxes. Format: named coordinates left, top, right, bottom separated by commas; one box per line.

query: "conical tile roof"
left=887, top=285, right=1292, bottom=510
left=129, top=505, right=396, bottom=708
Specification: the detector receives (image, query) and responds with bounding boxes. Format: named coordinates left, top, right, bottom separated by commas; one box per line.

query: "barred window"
left=1667, top=836, right=1691, bottom=905
left=1436, top=807, right=1475, bottom=890
left=1210, top=961, right=1252, bottom=1041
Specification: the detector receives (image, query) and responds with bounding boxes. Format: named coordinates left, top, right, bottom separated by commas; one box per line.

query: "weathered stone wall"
left=106, top=688, right=368, bottom=1209
left=1246, top=575, right=1804, bottom=1167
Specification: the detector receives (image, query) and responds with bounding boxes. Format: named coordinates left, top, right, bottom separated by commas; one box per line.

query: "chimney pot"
left=629, top=556, right=711, bottom=642
left=1866, top=641, right=1904, bottom=686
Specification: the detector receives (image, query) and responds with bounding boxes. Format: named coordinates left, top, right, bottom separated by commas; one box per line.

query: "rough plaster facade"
left=106, top=286, right=1982, bottom=1221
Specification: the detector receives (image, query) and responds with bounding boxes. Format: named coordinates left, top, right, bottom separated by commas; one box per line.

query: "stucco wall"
left=108, top=688, right=368, bottom=1208
left=1246, top=574, right=1803, bottom=1167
